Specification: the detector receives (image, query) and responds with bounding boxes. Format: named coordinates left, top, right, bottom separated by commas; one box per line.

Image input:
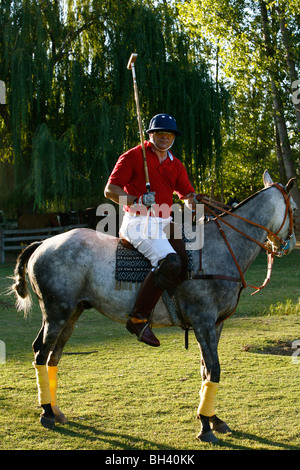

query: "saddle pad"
left=115, top=238, right=194, bottom=285
left=115, top=241, right=151, bottom=284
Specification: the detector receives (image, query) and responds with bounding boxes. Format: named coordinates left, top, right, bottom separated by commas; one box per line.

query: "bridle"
left=199, top=183, right=294, bottom=257
left=262, top=183, right=295, bottom=257
left=192, top=182, right=295, bottom=303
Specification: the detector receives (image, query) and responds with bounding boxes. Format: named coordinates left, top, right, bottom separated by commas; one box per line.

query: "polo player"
left=104, top=114, right=197, bottom=347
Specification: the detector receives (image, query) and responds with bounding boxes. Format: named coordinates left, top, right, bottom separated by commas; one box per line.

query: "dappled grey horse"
left=12, top=171, right=296, bottom=443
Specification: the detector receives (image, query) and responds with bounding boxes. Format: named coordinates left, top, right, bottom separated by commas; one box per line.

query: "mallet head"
left=127, top=53, right=138, bottom=70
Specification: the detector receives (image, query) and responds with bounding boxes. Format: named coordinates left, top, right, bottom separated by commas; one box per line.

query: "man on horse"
left=104, top=114, right=197, bottom=347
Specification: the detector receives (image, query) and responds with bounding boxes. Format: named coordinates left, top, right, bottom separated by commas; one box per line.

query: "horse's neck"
left=228, top=188, right=284, bottom=267
left=229, top=188, right=280, bottom=238
left=201, top=188, right=279, bottom=275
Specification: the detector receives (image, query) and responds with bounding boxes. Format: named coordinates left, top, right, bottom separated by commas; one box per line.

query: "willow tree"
left=0, top=0, right=226, bottom=213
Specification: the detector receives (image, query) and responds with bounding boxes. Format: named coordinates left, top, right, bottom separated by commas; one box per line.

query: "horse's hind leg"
left=46, top=305, right=85, bottom=424
left=32, top=319, right=62, bottom=429
left=32, top=303, right=82, bottom=429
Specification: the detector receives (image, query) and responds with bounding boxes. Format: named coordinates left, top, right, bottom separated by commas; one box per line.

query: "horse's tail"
left=12, top=241, right=42, bottom=317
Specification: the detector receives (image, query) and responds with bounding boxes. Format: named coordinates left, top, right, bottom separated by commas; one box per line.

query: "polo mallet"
left=127, top=53, right=151, bottom=193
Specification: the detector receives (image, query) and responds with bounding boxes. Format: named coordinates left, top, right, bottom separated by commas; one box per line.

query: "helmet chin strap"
left=150, top=136, right=175, bottom=152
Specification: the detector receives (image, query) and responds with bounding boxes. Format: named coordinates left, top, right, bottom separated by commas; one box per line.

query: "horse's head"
left=263, top=170, right=297, bottom=256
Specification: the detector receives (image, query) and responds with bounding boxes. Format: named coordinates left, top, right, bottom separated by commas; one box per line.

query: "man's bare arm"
left=104, top=183, right=136, bottom=206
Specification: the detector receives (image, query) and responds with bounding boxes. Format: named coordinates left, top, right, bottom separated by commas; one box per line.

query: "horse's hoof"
left=209, top=415, right=233, bottom=434
left=197, top=430, right=219, bottom=444
left=52, top=405, right=68, bottom=424
left=212, top=421, right=232, bottom=434
left=40, top=414, right=55, bottom=430
left=55, top=413, right=68, bottom=424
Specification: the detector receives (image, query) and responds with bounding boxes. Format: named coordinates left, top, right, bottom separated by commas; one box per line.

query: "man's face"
left=151, top=131, right=175, bottom=150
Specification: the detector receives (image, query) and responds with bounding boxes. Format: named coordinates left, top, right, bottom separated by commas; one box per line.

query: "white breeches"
left=119, top=212, right=176, bottom=267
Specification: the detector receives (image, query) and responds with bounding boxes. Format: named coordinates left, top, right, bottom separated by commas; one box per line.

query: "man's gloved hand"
left=194, top=194, right=206, bottom=204
left=134, top=192, right=156, bottom=208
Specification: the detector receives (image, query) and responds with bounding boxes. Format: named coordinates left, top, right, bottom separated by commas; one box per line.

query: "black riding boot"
left=126, top=253, right=183, bottom=347
left=126, top=269, right=163, bottom=347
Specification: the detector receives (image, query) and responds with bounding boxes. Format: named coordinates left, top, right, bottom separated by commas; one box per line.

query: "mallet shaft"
left=127, top=53, right=150, bottom=192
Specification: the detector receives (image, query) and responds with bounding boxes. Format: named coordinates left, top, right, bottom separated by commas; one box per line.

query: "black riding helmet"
left=146, top=114, right=182, bottom=136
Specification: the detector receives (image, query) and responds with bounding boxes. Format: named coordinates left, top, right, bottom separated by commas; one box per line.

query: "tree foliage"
left=0, top=0, right=227, bottom=213
left=1, top=0, right=298, bottom=214
left=178, top=0, right=300, bottom=204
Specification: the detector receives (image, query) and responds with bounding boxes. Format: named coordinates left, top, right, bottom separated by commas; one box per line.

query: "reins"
left=192, top=183, right=294, bottom=298
left=198, top=183, right=293, bottom=254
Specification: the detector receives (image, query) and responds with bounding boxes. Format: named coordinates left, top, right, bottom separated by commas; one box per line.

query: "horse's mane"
left=209, top=184, right=278, bottom=220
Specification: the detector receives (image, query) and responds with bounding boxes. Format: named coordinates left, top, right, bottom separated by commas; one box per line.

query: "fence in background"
left=0, top=225, right=88, bottom=263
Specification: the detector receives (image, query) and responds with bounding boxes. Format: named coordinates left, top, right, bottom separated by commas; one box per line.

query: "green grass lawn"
left=236, top=247, right=300, bottom=317
left=0, top=249, right=299, bottom=450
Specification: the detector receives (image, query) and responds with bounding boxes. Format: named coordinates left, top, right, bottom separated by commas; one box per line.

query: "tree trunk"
left=271, top=80, right=295, bottom=181
left=260, top=0, right=300, bottom=217
left=274, top=118, right=286, bottom=183
left=277, top=8, right=300, bottom=132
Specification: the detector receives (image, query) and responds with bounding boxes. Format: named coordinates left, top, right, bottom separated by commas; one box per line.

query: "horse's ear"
left=263, top=170, right=273, bottom=187
left=285, top=177, right=296, bottom=193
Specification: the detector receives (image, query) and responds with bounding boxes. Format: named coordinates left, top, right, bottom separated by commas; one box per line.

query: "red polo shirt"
left=107, top=141, right=195, bottom=216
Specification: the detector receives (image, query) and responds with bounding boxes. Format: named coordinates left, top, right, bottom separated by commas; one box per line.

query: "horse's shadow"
left=52, top=421, right=300, bottom=450
left=216, top=430, right=300, bottom=451
left=53, top=420, right=177, bottom=450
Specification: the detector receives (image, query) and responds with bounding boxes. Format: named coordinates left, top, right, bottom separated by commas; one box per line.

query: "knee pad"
left=155, top=253, right=182, bottom=293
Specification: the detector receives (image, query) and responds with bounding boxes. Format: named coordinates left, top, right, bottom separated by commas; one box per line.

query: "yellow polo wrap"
left=47, top=365, right=58, bottom=406
left=33, top=363, right=52, bottom=406
left=197, top=380, right=219, bottom=417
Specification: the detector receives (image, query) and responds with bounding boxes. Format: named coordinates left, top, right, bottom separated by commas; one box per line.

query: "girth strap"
left=193, top=273, right=241, bottom=283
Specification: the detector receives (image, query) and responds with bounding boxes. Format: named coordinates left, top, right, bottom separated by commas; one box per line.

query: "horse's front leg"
left=197, top=374, right=220, bottom=443
left=192, top=318, right=221, bottom=443
left=200, top=323, right=233, bottom=437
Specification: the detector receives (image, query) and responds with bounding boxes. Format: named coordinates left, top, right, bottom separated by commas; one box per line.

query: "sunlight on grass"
left=0, top=249, right=299, bottom=450
left=265, top=298, right=300, bottom=316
